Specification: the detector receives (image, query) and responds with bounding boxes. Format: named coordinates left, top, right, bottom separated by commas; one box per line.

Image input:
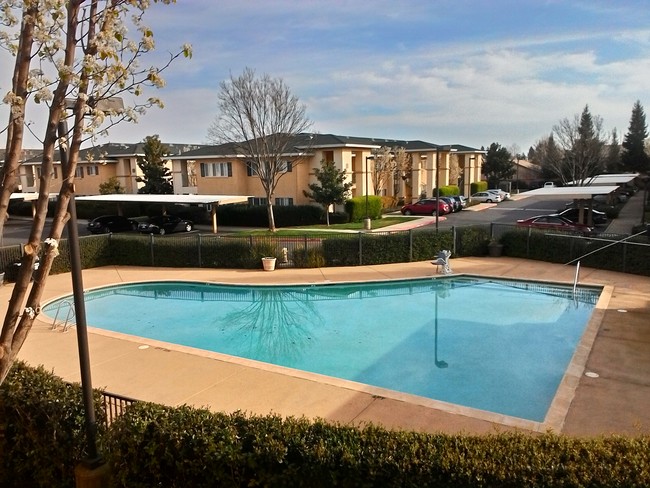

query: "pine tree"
left=303, top=160, right=353, bottom=225
left=137, top=135, right=174, bottom=194
left=482, top=142, right=514, bottom=188
left=621, top=100, right=650, bottom=173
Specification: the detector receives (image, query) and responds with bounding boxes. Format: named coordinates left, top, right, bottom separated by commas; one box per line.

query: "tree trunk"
left=266, top=201, right=276, bottom=232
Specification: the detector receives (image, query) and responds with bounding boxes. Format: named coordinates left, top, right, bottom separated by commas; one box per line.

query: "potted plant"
left=487, top=238, right=503, bottom=257
left=261, top=256, right=277, bottom=271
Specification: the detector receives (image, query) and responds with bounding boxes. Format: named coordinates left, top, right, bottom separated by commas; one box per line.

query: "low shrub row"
left=2, top=363, right=649, bottom=487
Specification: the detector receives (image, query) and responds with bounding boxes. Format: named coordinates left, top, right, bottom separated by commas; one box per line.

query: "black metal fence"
left=2, top=224, right=649, bottom=279
left=101, top=391, right=138, bottom=426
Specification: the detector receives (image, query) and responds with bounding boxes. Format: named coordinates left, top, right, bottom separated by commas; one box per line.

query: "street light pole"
left=364, top=155, right=374, bottom=230
left=58, top=118, right=101, bottom=465
left=435, top=146, right=440, bottom=232
left=58, top=97, right=124, bottom=470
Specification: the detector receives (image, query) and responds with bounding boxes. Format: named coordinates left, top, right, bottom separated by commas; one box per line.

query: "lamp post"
left=59, top=97, right=124, bottom=469
left=364, top=155, right=374, bottom=230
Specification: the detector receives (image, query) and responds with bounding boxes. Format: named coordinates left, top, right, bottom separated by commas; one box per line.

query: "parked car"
left=400, top=198, right=450, bottom=216
left=487, top=189, right=510, bottom=200
left=440, top=196, right=461, bottom=212
left=470, top=191, right=502, bottom=203
left=137, top=215, right=194, bottom=235
left=555, top=207, right=608, bottom=226
left=516, top=215, right=593, bottom=234
left=87, top=215, right=138, bottom=234
left=451, top=195, right=467, bottom=210
left=544, top=181, right=556, bottom=188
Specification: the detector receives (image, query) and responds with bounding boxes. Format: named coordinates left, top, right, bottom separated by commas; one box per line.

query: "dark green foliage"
left=322, top=235, right=361, bottom=266
left=0, top=362, right=107, bottom=488
left=216, top=203, right=323, bottom=227
left=0, top=244, right=22, bottom=274
left=411, top=229, right=454, bottom=260
left=482, top=143, right=515, bottom=188
left=622, top=100, right=650, bottom=173
left=137, top=135, right=173, bottom=194
left=345, top=196, right=382, bottom=222
left=437, top=185, right=460, bottom=196
left=102, top=402, right=650, bottom=488
left=292, top=246, right=326, bottom=267
left=455, top=226, right=491, bottom=256
left=303, top=160, right=353, bottom=225
left=471, top=181, right=488, bottom=194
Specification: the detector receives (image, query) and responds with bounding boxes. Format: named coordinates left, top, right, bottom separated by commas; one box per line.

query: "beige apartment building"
left=169, top=134, right=485, bottom=207
left=14, top=133, right=485, bottom=207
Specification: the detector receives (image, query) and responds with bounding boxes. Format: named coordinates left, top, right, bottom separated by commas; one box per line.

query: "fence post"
left=198, top=233, right=202, bottom=268
left=623, top=240, right=627, bottom=273
left=452, top=226, right=457, bottom=256
left=359, top=232, right=363, bottom=265
left=150, top=234, right=155, bottom=267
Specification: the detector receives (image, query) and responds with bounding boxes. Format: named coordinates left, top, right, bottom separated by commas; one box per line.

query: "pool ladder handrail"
left=573, top=260, right=580, bottom=299
left=51, top=300, right=76, bottom=332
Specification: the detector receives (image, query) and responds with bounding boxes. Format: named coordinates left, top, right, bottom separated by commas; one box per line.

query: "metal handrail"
left=50, top=299, right=76, bottom=332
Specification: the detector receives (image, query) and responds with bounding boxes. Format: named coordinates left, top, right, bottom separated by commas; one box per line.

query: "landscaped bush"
left=292, top=246, right=326, bottom=267
left=437, top=185, right=460, bottom=196
left=0, top=362, right=106, bottom=488
left=345, top=196, right=382, bottom=222
left=471, top=181, right=488, bottom=194
left=103, top=401, right=650, bottom=488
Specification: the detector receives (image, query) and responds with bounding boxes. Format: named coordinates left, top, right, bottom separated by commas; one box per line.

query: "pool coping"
left=13, top=258, right=650, bottom=432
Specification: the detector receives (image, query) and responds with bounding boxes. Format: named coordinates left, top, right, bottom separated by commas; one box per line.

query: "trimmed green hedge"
left=106, top=403, right=650, bottom=488
left=0, top=363, right=107, bottom=488
left=3, top=347, right=650, bottom=487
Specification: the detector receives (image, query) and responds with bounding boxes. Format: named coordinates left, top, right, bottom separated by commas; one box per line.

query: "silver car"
left=471, top=191, right=502, bottom=203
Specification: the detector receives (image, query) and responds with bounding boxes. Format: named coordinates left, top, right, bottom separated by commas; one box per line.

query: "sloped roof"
left=169, top=133, right=483, bottom=159
left=21, top=142, right=208, bottom=164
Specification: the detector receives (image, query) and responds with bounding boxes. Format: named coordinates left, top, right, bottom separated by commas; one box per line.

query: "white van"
left=544, top=182, right=556, bottom=188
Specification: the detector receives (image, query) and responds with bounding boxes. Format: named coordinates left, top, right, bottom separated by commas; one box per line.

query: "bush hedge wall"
left=2, top=364, right=649, bottom=487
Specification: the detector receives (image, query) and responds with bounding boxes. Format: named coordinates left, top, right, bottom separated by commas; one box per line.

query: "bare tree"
left=370, top=146, right=396, bottom=196
left=393, top=146, right=412, bottom=200
left=0, top=0, right=190, bottom=384
left=208, top=68, right=313, bottom=232
left=550, top=105, right=607, bottom=185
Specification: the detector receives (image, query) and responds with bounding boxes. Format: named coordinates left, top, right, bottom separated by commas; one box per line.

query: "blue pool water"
left=44, top=277, right=600, bottom=422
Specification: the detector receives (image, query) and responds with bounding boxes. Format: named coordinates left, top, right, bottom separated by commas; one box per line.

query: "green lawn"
left=231, top=216, right=419, bottom=236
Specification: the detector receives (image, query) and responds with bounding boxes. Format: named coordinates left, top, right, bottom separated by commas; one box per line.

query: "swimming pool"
left=43, top=276, right=601, bottom=422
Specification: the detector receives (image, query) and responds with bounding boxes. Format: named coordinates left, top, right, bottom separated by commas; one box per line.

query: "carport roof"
left=75, top=194, right=250, bottom=205
left=517, top=186, right=621, bottom=198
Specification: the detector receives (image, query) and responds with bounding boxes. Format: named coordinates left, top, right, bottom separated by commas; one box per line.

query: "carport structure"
left=75, top=194, right=251, bottom=233
left=516, top=186, right=622, bottom=226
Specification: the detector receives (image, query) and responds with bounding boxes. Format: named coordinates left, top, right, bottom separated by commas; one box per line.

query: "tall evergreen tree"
left=137, top=135, right=173, bottom=194
left=482, top=142, right=514, bottom=188
left=303, top=160, right=352, bottom=226
left=621, top=100, right=650, bottom=173
left=606, top=128, right=622, bottom=173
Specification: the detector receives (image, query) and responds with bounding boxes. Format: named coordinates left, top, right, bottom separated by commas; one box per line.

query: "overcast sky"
left=3, top=0, right=650, bottom=153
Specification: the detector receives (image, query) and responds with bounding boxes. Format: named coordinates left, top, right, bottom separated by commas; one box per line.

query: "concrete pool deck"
left=10, top=257, right=650, bottom=436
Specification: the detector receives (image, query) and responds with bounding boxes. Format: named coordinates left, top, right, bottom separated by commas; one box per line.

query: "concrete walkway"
left=11, top=258, right=650, bottom=437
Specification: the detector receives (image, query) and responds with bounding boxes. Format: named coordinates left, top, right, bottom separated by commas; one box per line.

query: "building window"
left=247, top=161, right=292, bottom=176
left=200, top=162, right=232, bottom=177
left=87, top=165, right=99, bottom=176
left=281, top=161, right=292, bottom=173
left=275, top=197, right=293, bottom=206
left=248, top=197, right=268, bottom=206
left=75, top=167, right=84, bottom=178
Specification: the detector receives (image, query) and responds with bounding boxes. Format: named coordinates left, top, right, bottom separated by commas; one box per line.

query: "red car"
left=400, top=199, right=450, bottom=216
left=516, top=215, right=593, bottom=233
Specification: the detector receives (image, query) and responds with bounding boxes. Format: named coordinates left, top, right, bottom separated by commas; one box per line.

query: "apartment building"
left=169, top=133, right=485, bottom=207
left=13, top=133, right=485, bottom=206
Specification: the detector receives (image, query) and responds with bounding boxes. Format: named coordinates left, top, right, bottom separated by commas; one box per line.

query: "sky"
left=3, top=0, right=650, bottom=154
